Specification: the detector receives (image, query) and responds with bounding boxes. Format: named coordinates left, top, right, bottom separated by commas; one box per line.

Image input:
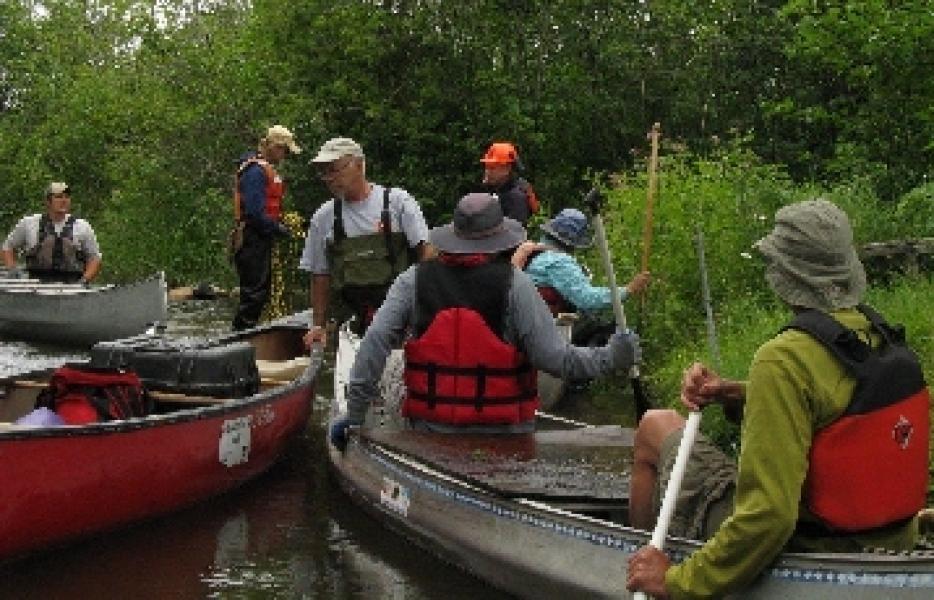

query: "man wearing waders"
left=301, top=137, right=432, bottom=348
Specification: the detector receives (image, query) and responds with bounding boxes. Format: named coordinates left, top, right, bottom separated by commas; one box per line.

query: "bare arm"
left=511, top=241, right=545, bottom=269
left=2, top=248, right=15, bottom=269
left=415, top=241, right=435, bottom=261
left=82, top=257, right=101, bottom=282
left=303, top=274, right=332, bottom=348
left=680, top=361, right=746, bottom=421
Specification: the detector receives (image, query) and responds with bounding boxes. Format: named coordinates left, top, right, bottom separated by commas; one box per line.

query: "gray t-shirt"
left=299, top=184, right=429, bottom=275
left=2, top=214, right=102, bottom=260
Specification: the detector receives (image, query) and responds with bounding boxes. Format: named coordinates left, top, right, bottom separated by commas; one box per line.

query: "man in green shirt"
left=626, top=199, right=927, bottom=599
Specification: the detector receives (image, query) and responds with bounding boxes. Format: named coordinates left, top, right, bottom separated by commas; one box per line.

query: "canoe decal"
left=219, top=416, right=252, bottom=467
left=380, top=476, right=411, bottom=516
left=368, top=448, right=934, bottom=589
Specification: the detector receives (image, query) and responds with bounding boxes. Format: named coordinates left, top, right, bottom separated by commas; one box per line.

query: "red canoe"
left=0, top=313, right=319, bottom=562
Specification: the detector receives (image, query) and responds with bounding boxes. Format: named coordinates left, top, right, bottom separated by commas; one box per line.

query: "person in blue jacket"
left=511, top=208, right=650, bottom=320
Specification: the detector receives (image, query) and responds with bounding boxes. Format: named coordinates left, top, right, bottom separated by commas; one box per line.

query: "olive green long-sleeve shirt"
left=665, top=308, right=919, bottom=599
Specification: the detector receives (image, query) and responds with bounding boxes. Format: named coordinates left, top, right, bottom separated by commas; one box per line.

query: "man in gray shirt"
left=300, top=137, right=431, bottom=347
left=2, top=182, right=102, bottom=283
left=329, top=193, right=641, bottom=449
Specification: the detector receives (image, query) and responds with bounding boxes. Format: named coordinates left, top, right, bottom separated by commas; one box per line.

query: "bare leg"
left=629, top=409, right=686, bottom=530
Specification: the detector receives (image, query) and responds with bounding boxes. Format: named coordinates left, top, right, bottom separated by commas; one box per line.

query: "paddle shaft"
left=696, top=226, right=721, bottom=370
left=590, top=206, right=650, bottom=420
left=633, top=225, right=719, bottom=600
left=591, top=213, right=628, bottom=331
left=641, top=123, right=661, bottom=273
left=632, top=410, right=702, bottom=600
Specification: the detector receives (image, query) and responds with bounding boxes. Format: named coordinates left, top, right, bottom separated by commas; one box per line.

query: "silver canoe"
left=0, top=272, right=167, bottom=347
left=330, top=324, right=934, bottom=599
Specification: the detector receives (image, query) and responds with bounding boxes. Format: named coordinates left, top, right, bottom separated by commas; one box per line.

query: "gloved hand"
left=609, top=328, right=642, bottom=369
left=329, top=415, right=353, bottom=452
left=273, top=221, right=292, bottom=239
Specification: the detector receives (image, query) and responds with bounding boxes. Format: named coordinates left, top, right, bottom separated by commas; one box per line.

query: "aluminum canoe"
left=0, top=272, right=168, bottom=347
left=329, top=324, right=934, bottom=599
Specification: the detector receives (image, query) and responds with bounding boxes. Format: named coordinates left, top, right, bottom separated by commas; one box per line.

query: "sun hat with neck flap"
left=754, top=198, right=867, bottom=311
left=430, top=193, right=527, bottom=254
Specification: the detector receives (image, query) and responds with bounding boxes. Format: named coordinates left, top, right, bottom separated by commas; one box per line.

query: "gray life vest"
left=25, top=215, right=86, bottom=278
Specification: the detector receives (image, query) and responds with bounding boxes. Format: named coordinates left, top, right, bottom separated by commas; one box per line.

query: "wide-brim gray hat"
left=754, top=199, right=866, bottom=311
left=431, top=192, right=527, bottom=254
left=540, top=208, right=593, bottom=249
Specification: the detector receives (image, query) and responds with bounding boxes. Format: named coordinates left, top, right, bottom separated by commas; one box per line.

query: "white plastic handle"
left=632, top=410, right=702, bottom=600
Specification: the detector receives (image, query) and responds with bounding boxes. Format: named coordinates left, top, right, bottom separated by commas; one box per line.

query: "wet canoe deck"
left=363, top=424, right=633, bottom=503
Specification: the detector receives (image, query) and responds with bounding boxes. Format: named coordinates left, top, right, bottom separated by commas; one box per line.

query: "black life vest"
left=785, top=305, right=930, bottom=532
left=25, top=215, right=86, bottom=280
left=36, top=364, right=152, bottom=425
left=402, top=260, right=539, bottom=426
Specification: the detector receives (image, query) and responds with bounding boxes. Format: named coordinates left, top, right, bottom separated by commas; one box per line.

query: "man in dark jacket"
left=480, top=141, right=538, bottom=226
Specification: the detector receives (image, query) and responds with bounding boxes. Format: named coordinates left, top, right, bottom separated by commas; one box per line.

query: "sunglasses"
left=316, top=158, right=354, bottom=179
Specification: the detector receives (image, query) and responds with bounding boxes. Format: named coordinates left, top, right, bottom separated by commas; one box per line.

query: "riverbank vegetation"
left=1, top=2, right=931, bottom=474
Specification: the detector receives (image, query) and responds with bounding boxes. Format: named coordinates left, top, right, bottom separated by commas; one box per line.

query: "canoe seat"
left=256, top=357, right=310, bottom=383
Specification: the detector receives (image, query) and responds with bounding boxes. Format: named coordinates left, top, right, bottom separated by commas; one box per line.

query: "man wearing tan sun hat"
left=231, top=124, right=302, bottom=331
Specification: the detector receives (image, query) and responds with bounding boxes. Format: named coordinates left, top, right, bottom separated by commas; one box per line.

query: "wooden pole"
left=641, top=123, right=661, bottom=274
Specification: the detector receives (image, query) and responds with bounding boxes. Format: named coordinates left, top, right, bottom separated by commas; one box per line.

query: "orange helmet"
left=480, top=142, right=518, bottom=165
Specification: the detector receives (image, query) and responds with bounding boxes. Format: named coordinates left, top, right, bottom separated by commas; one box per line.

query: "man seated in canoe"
left=511, top=207, right=650, bottom=336
left=329, top=192, right=642, bottom=448
left=300, top=137, right=433, bottom=347
left=2, top=182, right=102, bottom=284
left=626, top=199, right=929, bottom=599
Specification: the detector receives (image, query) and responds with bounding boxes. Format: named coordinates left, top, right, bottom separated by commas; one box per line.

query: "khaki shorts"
left=652, top=428, right=737, bottom=541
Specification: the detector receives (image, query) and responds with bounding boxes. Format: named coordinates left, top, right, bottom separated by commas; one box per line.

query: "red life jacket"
left=402, top=260, right=539, bottom=426
left=536, top=285, right=571, bottom=317
left=36, top=364, right=151, bottom=425
left=234, top=157, right=284, bottom=222
left=518, top=178, right=540, bottom=215
left=785, top=306, right=930, bottom=532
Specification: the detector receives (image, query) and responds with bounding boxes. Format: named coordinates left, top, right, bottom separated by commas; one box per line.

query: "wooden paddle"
left=633, top=225, right=717, bottom=600
left=641, top=123, right=661, bottom=275
left=585, top=187, right=651, bottom=421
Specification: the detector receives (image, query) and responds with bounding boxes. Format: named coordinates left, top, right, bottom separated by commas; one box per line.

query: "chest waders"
left=327, top=187, right=413, bottom=330
left=25, top=215, right=85, bottom=282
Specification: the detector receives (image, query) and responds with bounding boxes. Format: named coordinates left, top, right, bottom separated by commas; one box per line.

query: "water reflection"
left=0, top=299, right=510, bottom=600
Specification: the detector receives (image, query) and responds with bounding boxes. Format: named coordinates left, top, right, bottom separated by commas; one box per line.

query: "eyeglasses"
left=316, top=158, right=354, bottom=179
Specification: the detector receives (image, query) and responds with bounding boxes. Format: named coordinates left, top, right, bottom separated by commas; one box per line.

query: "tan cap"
left=265, top=125, right=302, bottom=154
left=311, top=137, right=364, bottom=163
left=45, top=182, right=70, bottom=197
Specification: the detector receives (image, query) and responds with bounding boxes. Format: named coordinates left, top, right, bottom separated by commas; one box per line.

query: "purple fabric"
left=14, top=407, right=65, bottom=427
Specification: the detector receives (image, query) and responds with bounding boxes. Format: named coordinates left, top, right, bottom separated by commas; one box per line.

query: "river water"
left=0, top=299, right=514, bottom=600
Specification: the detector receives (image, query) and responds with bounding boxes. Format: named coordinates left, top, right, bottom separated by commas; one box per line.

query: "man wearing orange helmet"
left=480, top=141, right=539, bottom=226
